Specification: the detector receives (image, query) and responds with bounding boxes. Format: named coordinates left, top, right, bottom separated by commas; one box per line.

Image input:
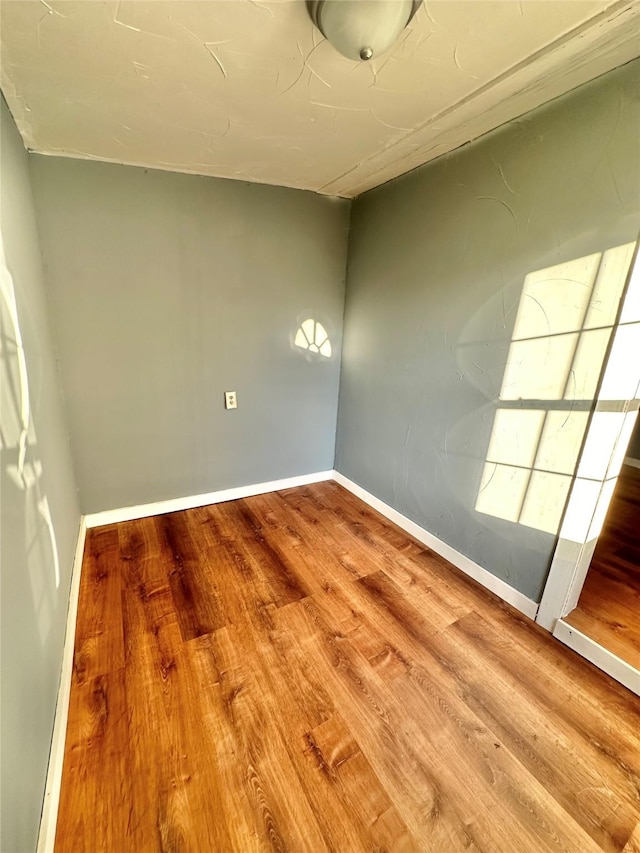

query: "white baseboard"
left=85, top=471, right=335, bottom=528
left=82, top=468, right=538, bottom=627
left=554, top=620, right=640, bottom=697
left=623, top=456, right=640, bottom=470
left=332, top=471, right=539, bottom=621
left=37, top=516, right=87, bottom=853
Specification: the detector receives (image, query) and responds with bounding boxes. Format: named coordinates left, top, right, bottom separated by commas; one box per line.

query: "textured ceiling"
left=1, top=0, right=638, bottom=197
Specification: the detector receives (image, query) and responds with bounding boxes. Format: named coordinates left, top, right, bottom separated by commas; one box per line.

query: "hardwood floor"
left=566, top=464, right=640, bottom=669
left=55, top=482, right=640, bottom=853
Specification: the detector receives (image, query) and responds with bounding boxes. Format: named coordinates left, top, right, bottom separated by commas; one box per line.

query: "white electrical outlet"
left=224, top=391, right=237, bottom=410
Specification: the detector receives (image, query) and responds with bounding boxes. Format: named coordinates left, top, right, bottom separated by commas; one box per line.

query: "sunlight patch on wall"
left=295, top=318, right=332, bottom=358
left=1, top=236, right=61, bottom=646
left=476, top=242, right=636, bottom=536
left=1, top=251, right=31, bottom=478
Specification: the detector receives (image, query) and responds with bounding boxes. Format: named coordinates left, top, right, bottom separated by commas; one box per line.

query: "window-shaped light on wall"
left=474, top=241, right=637, bottom=538
left=295, top=319, right=332, bottom=358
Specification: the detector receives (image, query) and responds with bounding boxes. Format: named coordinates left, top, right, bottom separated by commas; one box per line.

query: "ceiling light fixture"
left=307, top=0, right=421, bottom=62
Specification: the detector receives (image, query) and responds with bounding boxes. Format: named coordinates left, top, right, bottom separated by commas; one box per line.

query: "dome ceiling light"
left=307, top=0, right=422, bottom=62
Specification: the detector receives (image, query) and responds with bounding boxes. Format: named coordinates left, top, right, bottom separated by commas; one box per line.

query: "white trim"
left=37, top=517, right=87, bottom=853
left=332, top=471, right=539, bottom=620
left=623, top=456, right=640, bottom=470
left=554, top=620, right=640, bottom=697
left=85, top=471, right=334, bottom=528
left=536, top=536, right=599, bottom=633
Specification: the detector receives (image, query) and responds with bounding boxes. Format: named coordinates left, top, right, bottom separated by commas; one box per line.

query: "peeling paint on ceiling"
left=1, top=0, right=638, bottom=197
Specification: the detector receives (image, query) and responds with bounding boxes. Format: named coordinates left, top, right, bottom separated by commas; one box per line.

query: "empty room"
left=1, top=1, right=640, bottom=851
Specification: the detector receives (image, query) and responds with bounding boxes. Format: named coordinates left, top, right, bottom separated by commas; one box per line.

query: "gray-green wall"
left=1, top=100, right=80, bottom=852
left=30, top=158, right=350, bottom=514
left=335, top=60, right=640, bottom=603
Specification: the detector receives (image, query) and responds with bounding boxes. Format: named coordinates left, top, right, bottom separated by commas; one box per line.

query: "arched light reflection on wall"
left=294, top=318, right=332, bottom=358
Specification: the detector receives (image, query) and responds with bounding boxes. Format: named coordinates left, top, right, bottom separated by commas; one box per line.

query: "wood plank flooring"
left=566, top=464, right=640, bottom=669
left=55, top=482, right=640, bottom=853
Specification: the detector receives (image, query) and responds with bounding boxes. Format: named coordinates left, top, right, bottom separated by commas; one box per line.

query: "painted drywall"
left=336, top=60, right=640, bottom=603
left=1, top=99, right=80, bottom=852
left=29, top=157, right=349, bottom=513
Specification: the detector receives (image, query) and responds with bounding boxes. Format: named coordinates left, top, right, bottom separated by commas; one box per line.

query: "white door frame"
left=536, top=243, right=640, bottom=695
